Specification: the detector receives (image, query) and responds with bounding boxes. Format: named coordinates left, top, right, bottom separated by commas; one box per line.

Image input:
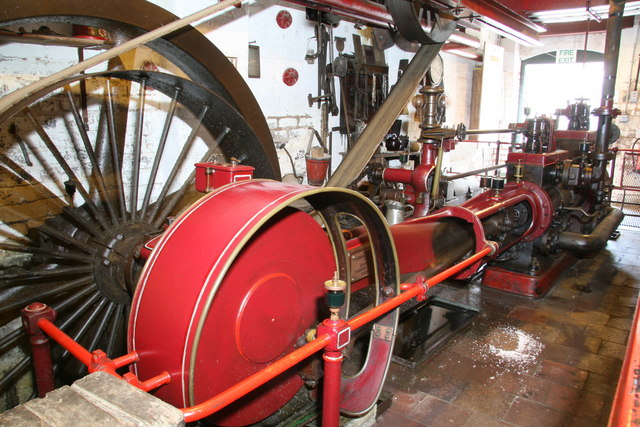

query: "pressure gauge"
left=426, top=54, right=444, bottom=87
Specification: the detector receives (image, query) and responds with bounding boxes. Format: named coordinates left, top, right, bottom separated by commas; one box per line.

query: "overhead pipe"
left=594, top=0, right=626, bottom=156
left=555, top=207, right=624, bottom=253
left=290, top=0, right=481, bottom=49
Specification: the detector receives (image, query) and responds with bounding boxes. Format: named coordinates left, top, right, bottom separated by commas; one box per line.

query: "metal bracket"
left=373, top=324, right=394, bottom=341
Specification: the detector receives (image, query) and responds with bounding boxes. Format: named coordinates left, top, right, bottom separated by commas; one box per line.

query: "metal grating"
left=612, top=147, right=640, bottom=229
left=620, top=151, right=640, bottom=189
left=612, top=192, right=640, bottom=228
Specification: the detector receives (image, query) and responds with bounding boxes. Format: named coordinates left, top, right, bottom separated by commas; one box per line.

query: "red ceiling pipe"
left=500, top=0, right=608, bottom=13
left=288, top=0, right=392, bottom=25
left=460, top=0, right=546, bottom=33
left=287, top=0, right=481, bottom=48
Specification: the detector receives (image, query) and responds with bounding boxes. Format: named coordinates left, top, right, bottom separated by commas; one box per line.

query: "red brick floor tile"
left=375, top=409, right=427, bottom=426
left=583, top=372, right=617, bottom=396
left=494, top=372, right=550, bottom=402
left=504, top=398, right=567, bottom=426
left=424, top=352, right=499, bottom=386
left=509, top=306, right=550, bottom=324
left=569, top=310, right=610, bottom=326
left=607, top=316, right=632, bottom=331
left=598, top=341, right=627, bottom=360
left=520, top=322, right=599, bottom=353
left=386, top=390, right=428, bottom=414
left=451, top=383, right=515, bottom=418
left=407, top=395, right=472, bottom=426
left=562, top=415, right=604, bottom=427
left=461, top=412, right=515, bottom=427
left=544, top=383, right=581, bottom=412
left=572, top=353, right=621, bottom=377
left=539, top=343, right=591, bottom=367
left=584, top=324, right=629, bottom=345
left=605, top=285, right=639, bottom=298
left=414, top=369, right=468, bottom=402
left=535, top=360, right=588, bottom=389
left=575, top=392, right=605, bottom=420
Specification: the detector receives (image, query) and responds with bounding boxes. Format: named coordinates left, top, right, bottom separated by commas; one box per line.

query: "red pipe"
left=315, top=314, right=351, bottom=427
left=349, top=246, right=492, bottom=330
left=29, top=244, right=493, bottom=423
left=113, top=352, right=139, bottom=368
left=287, top=0, right=481, bottom=48
left=180, top=245, right=492, bottom=422
left=34, top=314, right=171, bottom=392
left=182, top=334, right=331, bottom=422
left=36, top=317, right=92, bottom=367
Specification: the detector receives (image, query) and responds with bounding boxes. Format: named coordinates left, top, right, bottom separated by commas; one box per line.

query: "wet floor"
left=375, top=226, right=640, bottom=426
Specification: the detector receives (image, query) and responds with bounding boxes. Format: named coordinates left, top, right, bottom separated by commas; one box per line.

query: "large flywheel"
left=129, top=180, right=399, bottom=425
left=0, top=0, right=280, bottom=409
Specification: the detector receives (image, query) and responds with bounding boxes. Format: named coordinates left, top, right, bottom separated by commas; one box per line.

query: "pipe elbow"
left=555, top=207, right=624, bottom=254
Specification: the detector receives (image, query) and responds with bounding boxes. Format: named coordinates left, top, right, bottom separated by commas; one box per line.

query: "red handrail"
left=608, top=293, right=640, bottom=426
left=31, top=245, right=493, bottom=423
left=180, top=245, right=493, bottom=422
left=36, top=317, right=93, bottom=367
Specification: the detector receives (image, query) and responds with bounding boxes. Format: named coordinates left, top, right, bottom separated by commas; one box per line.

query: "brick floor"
left=375, top=226, right=639, bottom=426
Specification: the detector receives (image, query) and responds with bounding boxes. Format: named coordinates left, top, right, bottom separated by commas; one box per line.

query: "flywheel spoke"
left=0, top=68, right=267, bottom=409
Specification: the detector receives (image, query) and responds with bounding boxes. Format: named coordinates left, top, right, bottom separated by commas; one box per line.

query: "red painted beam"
left=460, top=0, right=546, bottom=32
left=542, top=15, right=634, bottom=36
left=497, top=0, right=608, bottom=14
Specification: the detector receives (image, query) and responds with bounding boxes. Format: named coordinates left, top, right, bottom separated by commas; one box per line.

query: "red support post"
left=20, top=302, right=56, bottom=397
left=317, top=316, right=351, bottom=427
left=322, top=350, right=343, bottom=427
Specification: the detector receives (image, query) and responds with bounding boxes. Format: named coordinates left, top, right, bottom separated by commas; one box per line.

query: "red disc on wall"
left=282, top=68, right=298, bottom=86
left=276, top=10, right=292, bottom=29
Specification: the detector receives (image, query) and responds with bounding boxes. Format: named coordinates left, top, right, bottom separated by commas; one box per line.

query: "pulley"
left=386, top=0, right=457, bottom=44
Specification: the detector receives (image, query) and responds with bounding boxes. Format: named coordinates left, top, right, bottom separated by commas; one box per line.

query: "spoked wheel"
left=0, top=71, right=276, bottom=407
left=130, top=181, right=399, bottom=425
left=0, top=0, right=280, bottom=169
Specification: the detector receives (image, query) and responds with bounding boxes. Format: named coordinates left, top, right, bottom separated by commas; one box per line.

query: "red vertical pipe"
left=322, top=350, right=344, bottom=427
left=20, top=303, right=57, bottom=397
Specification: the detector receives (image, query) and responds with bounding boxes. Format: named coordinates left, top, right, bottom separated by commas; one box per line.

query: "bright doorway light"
left=520, top=61, right=603, bottom=129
